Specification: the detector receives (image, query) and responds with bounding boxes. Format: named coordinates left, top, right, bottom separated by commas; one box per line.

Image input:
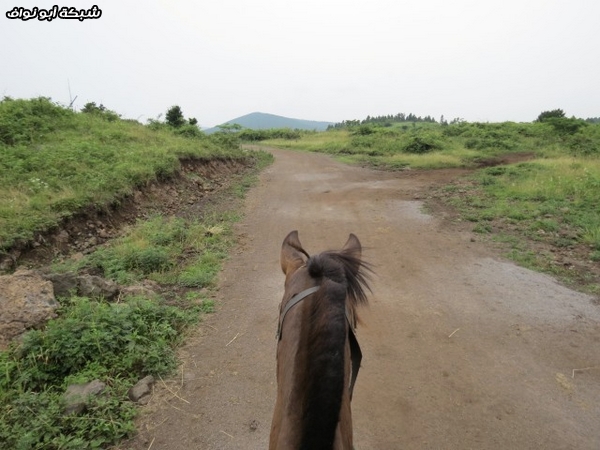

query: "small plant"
left=123, top=247, right=172, bottom=274
left=403, top=134, right=441, bottom=154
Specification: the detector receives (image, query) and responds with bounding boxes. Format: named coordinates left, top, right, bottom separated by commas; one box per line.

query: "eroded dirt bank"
left=0, top=158, right=250, bottom=272
left=125, top=148, right=600, bottom=450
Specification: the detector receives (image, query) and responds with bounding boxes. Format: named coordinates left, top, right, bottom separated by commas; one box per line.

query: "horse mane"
left=307, top=248, right=372, bottom=308
left=296, top=249, right=372, bottom=449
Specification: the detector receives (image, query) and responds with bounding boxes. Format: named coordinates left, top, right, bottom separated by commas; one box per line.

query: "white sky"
left=1, top=0, right=599, bottom=127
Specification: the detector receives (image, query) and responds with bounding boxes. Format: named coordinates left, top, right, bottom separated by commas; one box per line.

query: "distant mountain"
left=204, top=112, right=333, bottom=134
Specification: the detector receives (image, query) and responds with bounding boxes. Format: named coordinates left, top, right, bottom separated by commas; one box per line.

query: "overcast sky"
left=2, top=0, right=598, bottom=127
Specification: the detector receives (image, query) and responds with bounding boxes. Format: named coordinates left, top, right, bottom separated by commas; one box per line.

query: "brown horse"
left=270, top=231, right=372, bottom=450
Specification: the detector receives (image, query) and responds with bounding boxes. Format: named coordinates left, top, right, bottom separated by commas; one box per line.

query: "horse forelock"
left=307, top=249, right=372, bottom=309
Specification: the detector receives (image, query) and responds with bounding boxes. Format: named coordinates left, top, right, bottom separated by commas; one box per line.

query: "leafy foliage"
left=0, top=296, right=199, bottom=449
left=403, top=134, right=442, bottom=154
left=0, top=96, right=73, bottom=145
left=238, top=127, right=303, bottom=141
left=81, top=102, right=120, bottom=122
left=165, top=105, right=186, bottom=128
left=536, top=109, right=565, bottom=122
left=544, top=117, right=587, bottom=135
left=328, top=111, right=438, bottom=130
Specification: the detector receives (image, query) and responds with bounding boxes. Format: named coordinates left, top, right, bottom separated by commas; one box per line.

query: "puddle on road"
left=463, top=258, right=599, bottom=324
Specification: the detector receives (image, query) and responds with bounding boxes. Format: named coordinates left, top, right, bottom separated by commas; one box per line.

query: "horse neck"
left=293, top=280, right=351, bottom=449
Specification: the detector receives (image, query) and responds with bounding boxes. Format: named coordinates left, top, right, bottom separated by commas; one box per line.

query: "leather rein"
left=276, top=285, right=363, bottom=399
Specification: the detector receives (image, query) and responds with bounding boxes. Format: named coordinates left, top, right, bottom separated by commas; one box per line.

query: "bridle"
left=276, top=285, right=363, bottom=399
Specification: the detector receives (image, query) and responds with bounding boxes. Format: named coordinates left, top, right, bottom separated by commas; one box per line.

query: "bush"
left=174, top=123, right=205, bottom=139
left=545, top=117, right=587, bottom=135
left=0, top=97, right=73, bottom=145
left=352, top=125, right=376, bottom=136
left=403, top=134, right=441, bottom=154
left=536, top=109, right=565, bottom=122
left=81, top=102, right=120, bottom=122
left=123, top=247, right=172, bottom=274
left=238, top=128, right=302, bottom=141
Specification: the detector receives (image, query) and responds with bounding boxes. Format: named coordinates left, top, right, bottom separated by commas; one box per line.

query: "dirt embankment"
left=0, top=158, right=252, bottom=273
left=121, top=148, right=600, bottom=450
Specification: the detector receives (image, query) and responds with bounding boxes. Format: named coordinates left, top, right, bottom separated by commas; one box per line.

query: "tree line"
left=328, top=113, right=440, bottom=130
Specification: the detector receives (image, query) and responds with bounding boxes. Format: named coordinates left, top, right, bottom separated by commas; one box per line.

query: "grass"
left=0, top=295, right=198, bottom=449
left=460, top=158, right=600, bottom=248
left=0, top=186, right=264, bottom=449
left=262, top=122, right=543, bottom=170
left=0, top=97, right=247, bottom=250
left=0, top=97, right=273, bottom=449
left=438, top=156, right=600, bottom=292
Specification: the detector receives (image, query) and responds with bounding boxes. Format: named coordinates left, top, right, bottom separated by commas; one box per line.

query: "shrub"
left=403, top=134, right=441, bottom=154
left=536, top=109, right=565, bottom=122
left=174, top=123, right=205, bottom=139
left=352, top=125, right=376, bottom=136
left=81, top=102, right=120, bottom=122
left=545, top=117, right=587, bottom=135
left=123, top=247, right=172, bottom=274
left=0, top=97, right=73, bottom=145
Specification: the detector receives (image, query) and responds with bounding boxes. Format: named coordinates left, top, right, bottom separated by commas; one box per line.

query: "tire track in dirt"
left=127, top=148, right=600, bottom=450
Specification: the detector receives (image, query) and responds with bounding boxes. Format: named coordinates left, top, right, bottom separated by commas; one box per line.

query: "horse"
left=269, top=230, right=372, bottom=450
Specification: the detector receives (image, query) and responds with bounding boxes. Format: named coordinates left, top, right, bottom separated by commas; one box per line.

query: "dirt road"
left=128, top=148, right=600, bottom=449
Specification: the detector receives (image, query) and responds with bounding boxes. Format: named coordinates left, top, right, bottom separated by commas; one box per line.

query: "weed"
left=0, top=295, right=198, bottom=449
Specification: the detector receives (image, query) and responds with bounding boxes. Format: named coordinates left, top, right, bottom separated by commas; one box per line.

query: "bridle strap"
left=348, top=324, right=362, bottom=400
left=277, top=286, right=320, bottom=340
left=277, top=285, right=363, bottom=398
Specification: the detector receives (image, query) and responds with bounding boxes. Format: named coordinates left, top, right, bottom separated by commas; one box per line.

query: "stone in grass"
left=76, top=274, right=119, bottom=300
left=63, top=379, right=106, bottom=415
left=0, top=269, right=59, bottom=350
left=128, top=375, right=155, bottom=405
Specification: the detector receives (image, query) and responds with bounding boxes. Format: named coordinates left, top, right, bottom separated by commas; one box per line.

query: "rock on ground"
left=0, top=269, right=58, bottom=350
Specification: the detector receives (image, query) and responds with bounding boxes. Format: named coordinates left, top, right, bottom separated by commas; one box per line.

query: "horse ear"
left=342, top=233, right=362, bottom=260
left=281, top=230, right=309, bottom=275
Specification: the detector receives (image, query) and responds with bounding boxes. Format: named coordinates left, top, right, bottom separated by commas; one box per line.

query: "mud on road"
left=126, top=148, right=600, bottom=450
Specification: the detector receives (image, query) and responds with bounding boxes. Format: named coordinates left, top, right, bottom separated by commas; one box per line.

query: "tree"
left=536, top=109, right=565, bottom=122
left=188, top=117, right=198, bottom=126
left=81, top=102, right=106, bottom=114
left=81, top=102, right=120, bottom=121
left=165, top=105, right=186, bottom=128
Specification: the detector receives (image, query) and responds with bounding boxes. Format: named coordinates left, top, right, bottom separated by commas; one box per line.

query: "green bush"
left=403, top=134, right=441, bottom=154
left=238, top=128, right=302, bottom=141
left=0, top=96, right=73, bottom=145
left=545, top=117, right=587, bottom=135
left=123, top=247, right=172, bottom=274
left=536, top=109, right=565, bottom=122
left=174, top=123, right=205, bottom=139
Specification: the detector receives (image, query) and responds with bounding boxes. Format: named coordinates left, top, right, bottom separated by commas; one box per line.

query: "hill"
left=204, top=112, right=333, bottom=134
left=0, top=97, right=249, bottom=250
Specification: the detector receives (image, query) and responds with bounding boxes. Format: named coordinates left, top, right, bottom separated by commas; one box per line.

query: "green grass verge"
left=0, top=97, right=247, bottom=250
left=0, top=164, right=271, bottom=449
left=0, top=97, right=273, bottom=449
